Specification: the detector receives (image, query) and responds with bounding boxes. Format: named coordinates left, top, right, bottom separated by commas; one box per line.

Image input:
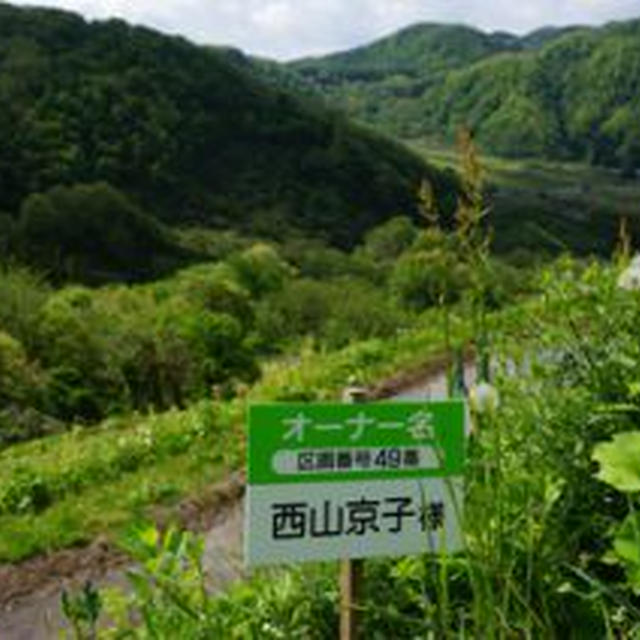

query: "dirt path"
left=0, top=358, right=471, bottom=639
left=0, top=475, right=244, bottom=640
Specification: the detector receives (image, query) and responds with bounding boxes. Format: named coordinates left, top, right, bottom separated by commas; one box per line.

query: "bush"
left=36, top=286, right=126, bottom=421
left=390, top=248, right=470, bottom=310
left=174, top=263, right=254, bottom=330
left=322, top=277, right=408, bottom=348
left=361, top=215, right=418, bottom=263
left=14, top=182, right=176, bottom=281
left=153, top=295, right=259, bottom=406
left=255, top=279, right=333, bottom=348
left=0, top=331, right=37, bottom=406
left=228, top=243, right=293, bottom=297
left=0, top=265, right=49, bottom=349
left=256, top=276, right=409, bottom=351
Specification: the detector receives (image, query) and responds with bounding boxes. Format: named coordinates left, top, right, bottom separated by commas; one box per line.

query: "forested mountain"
left=290, top=20, right=640, bottom=172
left=0, top=3, right=453, bottom=278
left=294, top=23, right=519, bottom=80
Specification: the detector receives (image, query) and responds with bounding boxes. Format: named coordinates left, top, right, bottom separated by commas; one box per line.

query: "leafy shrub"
left=0, top=257, right=265, bottom=423
left=321, top=277, right=407, bottom=348
left=175, top=228, right=252, bottom=261
left=361, top=215, right=418, bottom=263
left=228, top=243, right=293, bottom=297
left=0, top=466, right=52, bottom=514
left=255, top=279, right=333, bottom=348
left=255, top=276, right=406, bottom=351
left=36, top=286, right=126, bottom=420
left=0, top=265, right=49, bottom=349
left=174, top=263, right=254, bottom=330
left=281, top=237, right=372, bottom=281
left=390, top=248, right=470, bottom=310
left=14, top=183, right=178, bottom=282
left=153, top=297, right=259, bottom=405
left=0, top=331, right=38, bottom=405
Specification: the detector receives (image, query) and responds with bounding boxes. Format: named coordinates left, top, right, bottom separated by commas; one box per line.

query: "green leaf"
left=139, top=525, right=160, bottom=551
left=613, top=514, right=640, bottom=566
left=593, top=432, right=640, bottom=492
left=612, top=512, right=640, bottom=594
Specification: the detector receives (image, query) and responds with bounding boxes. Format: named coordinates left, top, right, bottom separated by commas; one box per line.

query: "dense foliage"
left=2, top=5, right=640, bottom=636
left=0, top=3, right=455, bottom=259
left=291, top=20, right=640, bottom=172
left=0, top=211, right=527, bottom=448
left=0, top=257, right=261, bottom=439
left=11, top=182, right=187, bottom=282
left=51, top=257, right=640, bottom=639
left=406, top=144, right=640, bottom=258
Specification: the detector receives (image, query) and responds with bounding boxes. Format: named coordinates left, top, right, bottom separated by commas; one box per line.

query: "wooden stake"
left=340, top=384, right=368, bottom=640
left=340, top=558, right=363, bottom=640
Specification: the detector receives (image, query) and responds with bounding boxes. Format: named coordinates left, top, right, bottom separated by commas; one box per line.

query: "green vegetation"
left=0, top=307, right=464, bottom=562
left=410, top=142, right=640, bottom=256
left=0, top=194, right=529, bottom=562
left=0, top=255, right=261, bottom=435
left=291, top=20, right=640, bottom=173
left=292, top=22, right=513, bottom=89
left=0, top=141, right=528, bottom=563
left=13, top=182, right=185, bottom=282
left=54, top=257, right=640, bottom=638
left=1, top=4, right=640, bottom=637
left=0, top=2, right=457, bottom=277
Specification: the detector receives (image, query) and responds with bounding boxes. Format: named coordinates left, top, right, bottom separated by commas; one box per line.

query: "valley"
left=0, top=2, right=640, bottom=637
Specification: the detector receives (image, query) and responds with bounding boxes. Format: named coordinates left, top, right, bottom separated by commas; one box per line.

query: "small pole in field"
left=340, top=557, right=363, bottom=640
left=340, top=383, right=368, bottom=640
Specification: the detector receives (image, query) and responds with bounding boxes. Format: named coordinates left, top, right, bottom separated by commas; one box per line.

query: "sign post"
left=245, top=397, right=466, bottom=635
left=340, top=556, right=362, bottom=639
left=340, top=384, right=367, bottom=640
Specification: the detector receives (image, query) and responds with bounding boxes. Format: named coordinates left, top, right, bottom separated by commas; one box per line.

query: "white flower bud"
left=469, top=382, right=500, bottom=414
left=618, top=255, right=640, bottom=291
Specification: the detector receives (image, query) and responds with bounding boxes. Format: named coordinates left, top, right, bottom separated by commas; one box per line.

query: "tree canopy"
left=0, top=3, right=453, bottom=255
left=290, top=20, right=640, bottom=172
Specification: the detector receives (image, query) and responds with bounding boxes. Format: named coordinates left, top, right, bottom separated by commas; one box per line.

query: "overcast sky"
left=11, top=0, right=640, bottom=60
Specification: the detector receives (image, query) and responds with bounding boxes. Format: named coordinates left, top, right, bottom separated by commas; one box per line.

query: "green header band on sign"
left=247, top=401, right=466, bottom=485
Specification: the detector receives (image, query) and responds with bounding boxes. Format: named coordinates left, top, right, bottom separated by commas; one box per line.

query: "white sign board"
left=245, top=402, right=465, bottom=567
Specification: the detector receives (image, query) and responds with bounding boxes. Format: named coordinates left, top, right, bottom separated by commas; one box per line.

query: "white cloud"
left=11, top=0, right=640, bottom=59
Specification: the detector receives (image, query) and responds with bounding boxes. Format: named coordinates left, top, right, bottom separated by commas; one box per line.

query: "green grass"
left=0, top=402, right=238, bottom=562
left=0, top=285, right=567, bottom=565
left=81, top=257, right=640, bottom=638
left=0, top=302, right=476, bottom=563
left=0, top=404, right=228, bottom=516
left=0, top=451, right=227, bottom=560
left=409, top=140, right=640, bottom=256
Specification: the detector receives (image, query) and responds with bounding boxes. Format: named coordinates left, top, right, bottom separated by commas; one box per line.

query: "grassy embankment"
left=0, top=302, right=478, bottom=563
left=60, top=257, right=640, bottom=638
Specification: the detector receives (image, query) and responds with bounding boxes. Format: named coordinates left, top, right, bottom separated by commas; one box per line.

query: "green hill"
left=0, top=3, right=451, bottom=266
left=293, top=23, right=519, bottom=80
left=290, top=20, right=640, bottom=172
left=289, top=24, right=521, bottom=137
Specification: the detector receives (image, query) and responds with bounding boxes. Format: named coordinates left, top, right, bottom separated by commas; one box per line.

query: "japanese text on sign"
left=272, top=496, right=445, bottom=540
left=283, top=410, right=435, bottom=443
left=245, top=401, right=466, bottom=566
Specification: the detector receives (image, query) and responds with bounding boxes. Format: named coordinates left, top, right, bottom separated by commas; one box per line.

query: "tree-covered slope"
left=290, top=20, right=640, bottom=172
left=290, top=24, right=521, bottom=137
left=428, top=22, right=640, bottom=169
left=293, top=23, right=519, bottom=80
left=0, top=3, right=449, bottom=252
